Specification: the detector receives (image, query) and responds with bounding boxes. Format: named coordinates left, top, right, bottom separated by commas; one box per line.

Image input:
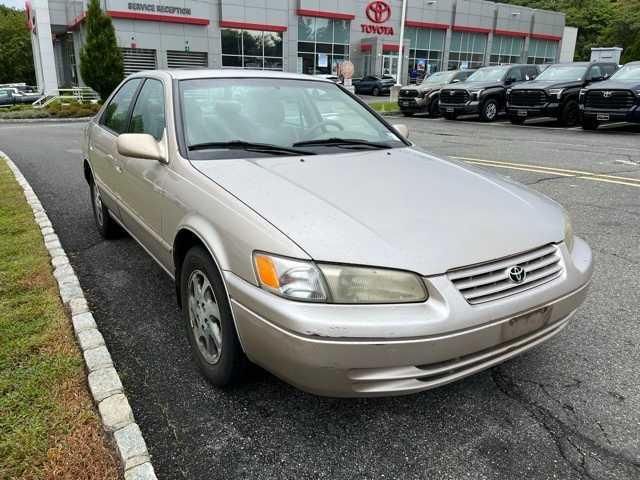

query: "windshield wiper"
left=188, top=140, right=314, bottom=156
left=292, top=138, right=391, bottom=149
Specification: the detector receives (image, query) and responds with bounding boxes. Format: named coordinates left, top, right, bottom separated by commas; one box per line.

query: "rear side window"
left=129, top=79, right=166, bottom=141
left=101, top=79, right=143, bottom=134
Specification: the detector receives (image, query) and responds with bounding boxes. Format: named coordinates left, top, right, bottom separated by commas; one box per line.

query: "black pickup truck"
left=579, top=61, right=640, bottom=130
left=439, top=64, right=540, bottom=122
left=506, top=62, right=618, bottom=126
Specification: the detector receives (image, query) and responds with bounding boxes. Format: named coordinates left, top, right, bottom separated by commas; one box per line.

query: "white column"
left=31, top=0, right=59, bottom=94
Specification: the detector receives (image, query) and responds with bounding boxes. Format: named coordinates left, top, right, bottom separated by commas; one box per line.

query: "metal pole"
left=396, top=0, right=408, bottom=86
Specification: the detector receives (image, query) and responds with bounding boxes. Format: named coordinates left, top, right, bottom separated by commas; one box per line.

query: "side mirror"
left=505, top=77, right=516, bottom=85
left=590, top=76, right=605, bottom=83
left=117, top=133, right=165, bottom=162
left=393, top=124, right=409, bottom=139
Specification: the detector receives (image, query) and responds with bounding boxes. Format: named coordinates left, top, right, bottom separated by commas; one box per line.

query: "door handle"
left=106, top=154, right=114, bottom=161
left=115, top=164, right=123, bottom=174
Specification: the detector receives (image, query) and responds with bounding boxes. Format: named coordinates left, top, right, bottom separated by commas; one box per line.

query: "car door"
left=117, top=77, right=171, bottom=267
left=89, top=78, right=143, bottom=216
left=361, top=76, right=374, bottom=93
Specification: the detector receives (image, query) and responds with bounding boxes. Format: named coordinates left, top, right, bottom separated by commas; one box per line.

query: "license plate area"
left=501, top=307, right=552, bottom=342
left=446, top=107, right=454, bottom=113
left=597, top=113, right=610, bottom=121
left=517, top=110, right=528, bottom=117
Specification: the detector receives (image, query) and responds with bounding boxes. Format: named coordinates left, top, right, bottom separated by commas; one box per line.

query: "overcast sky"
left=1, top=0, right=26, bottom=9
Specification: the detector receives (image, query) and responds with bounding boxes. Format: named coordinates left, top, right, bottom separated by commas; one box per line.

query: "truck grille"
left=441, top=89, right=469, bottom=104
left=448, top=244, right=563, bottom=305
left=510, top=89, right=547, bottom=107
left=585, top=90, right=636, bottom=110
left=400, top=89, right=419, bottom=98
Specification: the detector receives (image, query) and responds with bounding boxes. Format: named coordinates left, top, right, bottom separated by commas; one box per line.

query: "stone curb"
left=1, top=151, right=157, bottom=480
left=0, top=117, right=92, bottom=124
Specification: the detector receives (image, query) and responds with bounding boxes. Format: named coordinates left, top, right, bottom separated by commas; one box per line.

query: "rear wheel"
left=559, top=99, right=579, bottom=127
left=180, top=246, right=246, bottom=386
left=509, top=115, right=526, bottom=125
left=372, top=87, right=380, bottom=96
left=480, top=98, right=499, bottom=122
left=582, top=117, right=599, bottom=130
left=90, top=181, right=121, bottom=239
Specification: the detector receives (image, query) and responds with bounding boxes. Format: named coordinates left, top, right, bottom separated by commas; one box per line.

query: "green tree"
left=79, top=0, right=124, bottom=101
left=602, top=0, right=640, bottom=63
left=0, top=6, right=36, bottom=84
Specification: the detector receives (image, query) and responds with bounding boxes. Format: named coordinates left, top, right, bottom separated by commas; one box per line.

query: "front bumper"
left=507, top=103, right=560, bottom=119
left=439, top=101, right=480, bottom=115
left=581, top=104, right=640, bottom=123
left=398, top=96, right=428, bottom=112
left=225, top=238, right=593, bottom=397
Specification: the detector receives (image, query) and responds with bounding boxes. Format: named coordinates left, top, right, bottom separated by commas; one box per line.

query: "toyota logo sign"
left=366, top=1, right=391, bottom=23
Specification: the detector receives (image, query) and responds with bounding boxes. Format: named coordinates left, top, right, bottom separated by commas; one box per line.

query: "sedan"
left=354, top=75, right=396, bottom=96
left=82, top=70, right=593, bottom=397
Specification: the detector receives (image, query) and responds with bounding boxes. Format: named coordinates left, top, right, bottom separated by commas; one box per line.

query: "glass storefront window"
left=490, top=35, right=524, bottom=65
left=447, top=31, right=487, bottom=70
left=406, top=27, right=446, bottom=81
left=221, top=28, right=283, bottom=71
left=527, top=38, right=558, bottom=64
left=297, top=16, right=350, bottom=75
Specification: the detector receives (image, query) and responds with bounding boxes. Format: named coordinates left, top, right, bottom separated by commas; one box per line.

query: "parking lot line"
left=452, top=156, right=640, bottom=188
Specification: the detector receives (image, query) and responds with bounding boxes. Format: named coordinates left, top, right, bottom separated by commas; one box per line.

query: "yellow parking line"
left=452, top=156, right=640, bottom=184
left=464, top=161, right=575, bottom=177
left=578, top=176, right=640, bottom=188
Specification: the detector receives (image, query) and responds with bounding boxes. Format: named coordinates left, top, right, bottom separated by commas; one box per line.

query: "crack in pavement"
left=491, top=367, right=640, bottom=480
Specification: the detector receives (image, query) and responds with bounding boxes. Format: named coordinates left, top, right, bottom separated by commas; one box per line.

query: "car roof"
left=132, top=69, right=334, bottom=83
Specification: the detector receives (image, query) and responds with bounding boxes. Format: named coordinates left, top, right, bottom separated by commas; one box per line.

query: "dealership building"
left=26, top=0, right=575, bottom=93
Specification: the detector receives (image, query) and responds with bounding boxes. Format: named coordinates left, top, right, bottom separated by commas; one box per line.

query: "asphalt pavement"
left=1, top=117, right=638, bottom=480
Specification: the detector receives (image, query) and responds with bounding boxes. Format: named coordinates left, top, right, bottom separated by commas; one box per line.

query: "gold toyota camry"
left=82, top=70, right=593, bottom=397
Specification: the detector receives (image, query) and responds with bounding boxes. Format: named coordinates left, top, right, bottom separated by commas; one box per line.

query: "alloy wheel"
left=92, top=183, right=104, bottom=227
left=485, top=102, right=497, bottom=120
left=187, top=269, right=223, bottom=364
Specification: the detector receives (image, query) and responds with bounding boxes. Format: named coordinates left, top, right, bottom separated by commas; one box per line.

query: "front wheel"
left=428, top=98, right=440, bottom=117
left=582, top=117, right=599, bottom=130
left=90, top=181, right=121, bottom=239
left=180, top=246, right=246, bottom=386
left=559, top=100, right=579, bottom=127
left=480, top=99, right=499, bottom=122
left=372, top=87, right=380, bottom=96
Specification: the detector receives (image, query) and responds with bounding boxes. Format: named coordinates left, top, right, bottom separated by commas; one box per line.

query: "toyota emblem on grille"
left=602, top=91, right=612, bottom=98
left=508, top=266, right=526, bottom=283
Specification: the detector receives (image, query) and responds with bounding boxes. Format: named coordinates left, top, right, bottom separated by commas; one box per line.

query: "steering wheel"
left=303, top=120, right=345, bottom=140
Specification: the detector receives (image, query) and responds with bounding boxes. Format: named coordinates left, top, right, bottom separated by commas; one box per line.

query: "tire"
left=509, top=115, right=526, bottom=125
left=559, top=99, right=579, bottom=127
left=442, top=112, right=457, bottom=120
left=582, top=117, right=599, bottom=131
left=479, top=98, right=499, bottom=122
left=90, top=181, right=121, bottom=239
left=180, top=246, right=246, bottom=386
left=428, top=97, right=440, bottom=117
left=402, top=111, right=414, bottom=117
left=372, top=87, right=380, bottom=96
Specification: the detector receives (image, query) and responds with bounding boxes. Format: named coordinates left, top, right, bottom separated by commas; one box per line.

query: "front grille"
left=448, top=244, right=563, bottom=305
left=441, top=89, right=469, bottom=104
left=585, top=90, right=636, bottom=110
left=400, top=89, right=419, bottom=98
left=510, top=89, right=547, bottom=107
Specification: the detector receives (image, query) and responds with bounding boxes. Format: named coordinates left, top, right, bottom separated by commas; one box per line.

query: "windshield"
left=610, top=64, right=640, bottom=81
left=422, top=72, right=455, bottom=84
left=466, top=67, right=510, bottom=82
left=179, top=78, right=404, bottom=159
left=536, top=65, right=587, bottom=81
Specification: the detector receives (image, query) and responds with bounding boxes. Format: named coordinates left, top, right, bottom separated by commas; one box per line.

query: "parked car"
left=0, top=86, right=41, bottom=106
left=354, top=75, right=396, bottom=96
left=506, top=62, right=618, bottom=126
left=579, top=61, right=640, bottom=130
left=398, top=69, right=476, bottom=117
left=440, top=64, right=540, bottom=122
left=83, top=70, right=593, bottom=397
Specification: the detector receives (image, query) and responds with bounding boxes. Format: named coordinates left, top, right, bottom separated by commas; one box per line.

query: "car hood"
left=444, top=80, right=504, bottom=90
left=402, top=83, right=445, bottom=93
left=511, top=80, right=583, bottom=90
left=193, top=148, right=565, bottom=275
left=584, top=79, right=640, bottom=91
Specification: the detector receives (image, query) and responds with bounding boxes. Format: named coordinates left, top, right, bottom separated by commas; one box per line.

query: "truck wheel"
left=582, top=117, right=599, bottom=131
left=480, top=99, right=499, bottom=122
left=509, top=116, right=526, bottom=125
left=429, top=98, right=440, bottom=117
left=559, top=100, right=579, bottom=127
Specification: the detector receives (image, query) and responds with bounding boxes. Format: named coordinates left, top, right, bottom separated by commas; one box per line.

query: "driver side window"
left=101, top=79, right=143, bottom=134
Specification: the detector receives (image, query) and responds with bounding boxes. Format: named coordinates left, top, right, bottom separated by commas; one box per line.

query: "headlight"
left=506, top=88, right=513, bottom=95
left=548, top=88, right=564, bottom=99
left=580, top=88, right=587, bottom=95
left=469, top=89, right=483, bottom=100
left=564, top=213, right=575, bottom=253
left=254, top=253, right=428, bottom=304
